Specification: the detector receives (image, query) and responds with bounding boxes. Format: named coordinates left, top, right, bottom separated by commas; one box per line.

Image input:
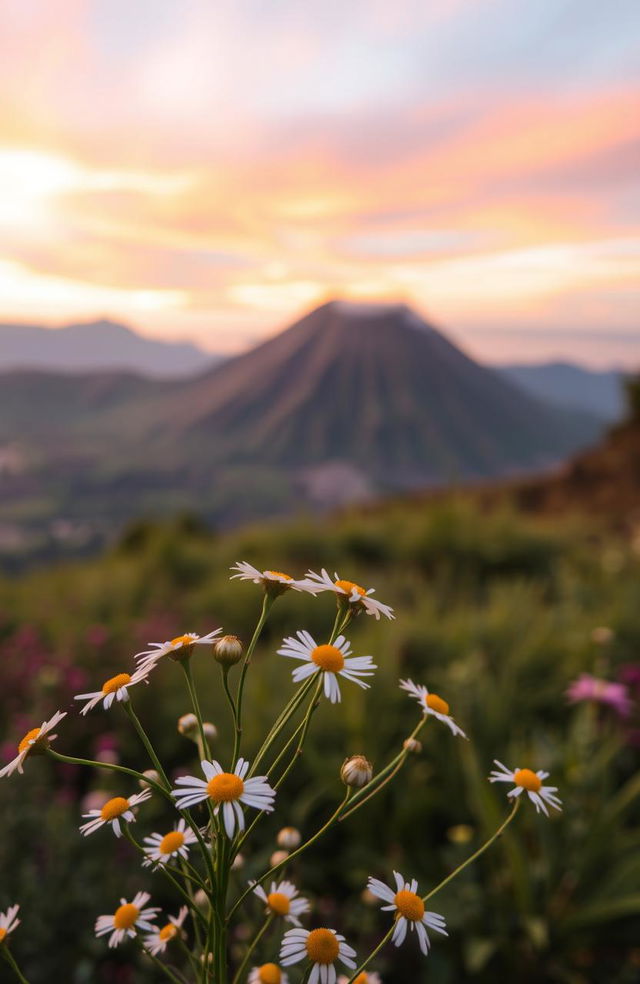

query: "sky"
left=0, top=0, right=638, bottom=366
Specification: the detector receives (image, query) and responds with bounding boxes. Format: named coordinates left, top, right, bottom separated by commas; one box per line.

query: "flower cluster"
left=0, top=561, right=562, bottom=983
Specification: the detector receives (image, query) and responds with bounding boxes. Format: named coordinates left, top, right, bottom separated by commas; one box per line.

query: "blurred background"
left=0, top=1, right=639, bottom=981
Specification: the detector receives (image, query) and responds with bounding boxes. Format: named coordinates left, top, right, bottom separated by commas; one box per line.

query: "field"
left=1, top=498, right=639, bottom=983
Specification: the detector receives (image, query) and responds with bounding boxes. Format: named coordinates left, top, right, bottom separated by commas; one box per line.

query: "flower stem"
left=227, top=790, right=351, bottom=922
left=345, top=799, right=521, bottom=982
left=1, top=948, right=30, bottom=984
left=231, top=914, right=274, bottom=984
left=181, top=661, right=212, bottom=760
left=123, top=701, right=172, bottom=789
left=234, top=594, right=272, bottom=763
left=137, top=938, right=187, bottom=984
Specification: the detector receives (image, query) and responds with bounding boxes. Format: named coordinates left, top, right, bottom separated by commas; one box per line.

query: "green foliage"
left=0, top=500, right=639, bottom=982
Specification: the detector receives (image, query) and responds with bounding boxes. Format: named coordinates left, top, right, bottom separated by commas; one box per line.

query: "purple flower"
left=566, top=673, right=633, bottom=718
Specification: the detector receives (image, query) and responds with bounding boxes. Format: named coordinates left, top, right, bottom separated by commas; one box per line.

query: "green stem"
left=231, top=914, right=274, bottom=984
left=228, top=790, right=351, bottom=922
left=181, top=661, right=212, bottom=760
left=2, top=948, right=30, bottom=984
left=46, top=749, right=169, bottom=800
left=221, top=666, right=240, bottom=768
left=249, top=673, right=318, bottom=776
left=138, top=938, right=187, bottom=984
left=123, top=701, right=172, bottom=789
left=345, top=799, right=521, bottom=982
left=122, top=827, right=207, bottom=929
left=234, top=594, right=272, bottom=764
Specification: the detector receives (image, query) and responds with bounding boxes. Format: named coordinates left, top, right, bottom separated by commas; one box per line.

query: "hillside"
left=0, top=319, right=216, bottom=377
left=498, top=361, right=624, bottom=422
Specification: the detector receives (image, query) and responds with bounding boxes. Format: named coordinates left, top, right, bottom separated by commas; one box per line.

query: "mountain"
left=0, top=319, right=217, bottom=377
left=497, top=362, right=625, bottom=423
left=150, top=301, right=604, bottom=486
left=0, top=300, right=607, bottom=564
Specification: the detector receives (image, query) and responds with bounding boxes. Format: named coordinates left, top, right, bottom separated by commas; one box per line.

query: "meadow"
left=1, top=498, right=639, bottom=983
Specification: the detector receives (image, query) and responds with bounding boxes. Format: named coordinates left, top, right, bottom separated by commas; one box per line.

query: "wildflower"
left=367, top=872, right=447, bottom=955
left=341, top=755, right=373, bottom=788
left=489, top=760, right=562, bottom=816
left=270, top=849, right=289, bottom=867
left=403, top=738, right=422, bottom=754
left=305, top=569, right=395, bottom=620
left=178, top=713, right=199, bottom=737
left=249, top=966, right=289, bottom=984
left=277, top=827, right=301, bottom=850
left=135, top=629, right=222, bottom=671
left=80, top=788, right=152, bottom=838
left=0, top=905, right=20, bottom=944
left=171, top=759, right=275, bottom=837
left=399, top=679, right=466, bottom=738
left=280, top=926, right=356, bottom=979
left=252, top=880, right=310, bottom=926
left=143, top=819, right=198, bottom=867
left=0, top=711, right=66, bottom=778
left=74, top=666, right=151, bottom=715
left=214, top=635, right=244, bottom=667
left=566, top=673, right=632, bottom=717
left=339, top=974, right=382, bottom=984
left=278, top=631, right=377, bottom=703
left=231, top=562, right=321, bottom=597
left=144, top=906, right=188, bottom=956
left=140, top=769, right=161, bottom=790
left=203, top=722, right=218, bottom=742
left=95, top=891, right=159, bottom=948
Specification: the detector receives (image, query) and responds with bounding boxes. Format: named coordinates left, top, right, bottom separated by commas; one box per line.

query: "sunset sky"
left=0, top=0, right=638, bottom=365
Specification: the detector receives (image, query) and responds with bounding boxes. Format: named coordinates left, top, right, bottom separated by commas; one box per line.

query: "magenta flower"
left=566, top=673, right=633, bottom=718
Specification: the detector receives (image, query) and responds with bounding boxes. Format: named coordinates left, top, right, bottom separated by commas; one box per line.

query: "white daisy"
left=399, top=679, right=467, bottom=738
left=171, top=759, right=275, bottom=838
left=252, top=880, right=311, bottom=926
left=143, top=906, right=188, bottom=956
left=367, top=871, right=447, bottom=956
left=0, top=711, right=66, bottom=778
left=338, top=974, right=382, bottom=984
left=489, top=760, right=562, bottom=817
left=95, top=891, right=160, bottom=949
left=0, top=904, right=20, bottom=944
left=74, top=666, right=151, bottom=715
left=231, top=562, right=321, bottom=596
left=135, top=629, right=222, bottom=672
left=280, top=926, right=356, bottom=983
left=278, top=631, right=377, bottom=704
left=142, top=819, right=198, bottom=867
left=80, top=788, right=152, bottom=838
left=249, top=965, right=289, bottom=984
left=305, top=569, right=395, bottom=621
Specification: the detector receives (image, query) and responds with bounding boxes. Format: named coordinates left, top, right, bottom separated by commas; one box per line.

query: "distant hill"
left=498, top=362, right=625, bottom=423
left=0, top=300, right=607, bottom=564
left=0, top=319, right=217, bottom=377
left=151, top=300, right=604, bottom=486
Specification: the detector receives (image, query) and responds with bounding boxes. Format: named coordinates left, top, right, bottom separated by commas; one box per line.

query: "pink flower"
left=566, top=674, right=633, bottom=718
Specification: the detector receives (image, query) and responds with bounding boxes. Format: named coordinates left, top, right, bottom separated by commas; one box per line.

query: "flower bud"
left=194, top=889, right=210, bottom=912
left=139, top=769, right=160, bottom=790
left=270, top=850, right=289, bottom=867
left=177, top=713, right=199, bottom=739
left=341, top=754, right=373, bottom=788
left=214, top=635, right=244, bottom=667
left=203, top=722, right=218, bottom=742
left=277, top=826, right=301, bottom=850
left=231, top=852, right=245, bottom=871
left=403, top=738, right=422, bottom=754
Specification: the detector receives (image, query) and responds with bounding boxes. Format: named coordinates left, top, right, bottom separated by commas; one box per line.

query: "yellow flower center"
left=335, top=578, right=366, bottom=596
left=394, top=889, right=425, bottom=922
left=102, top=673, right=132, bottom=695
left=266, top=891, right=291, bottom=916
left=306, top=928, right=340, bottom=964
left=171, top=634, right=195, bottom=647
left=265, top=571, right=292, bottom=580
left=258, top=965, right=282, bottom=984
left=18, top=727, right=41, bottom=754
left=113, top=903, right=139, bottom=930
left=159, top=923, right=178, bottom=942
left=425, top=693, right=450, bottom=716
left=513, top=768, right=542, bottom=792
left=159, top=831, right=186, bottom=855
left=311, top=644, right=345, bottom=673
left=100, top=796, right=130, bottom=821
left=0, top=928, right=7, bottom=943
left=207, top=773, right=244, bottom=802
left=353, top=975, right=370, bottom=984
